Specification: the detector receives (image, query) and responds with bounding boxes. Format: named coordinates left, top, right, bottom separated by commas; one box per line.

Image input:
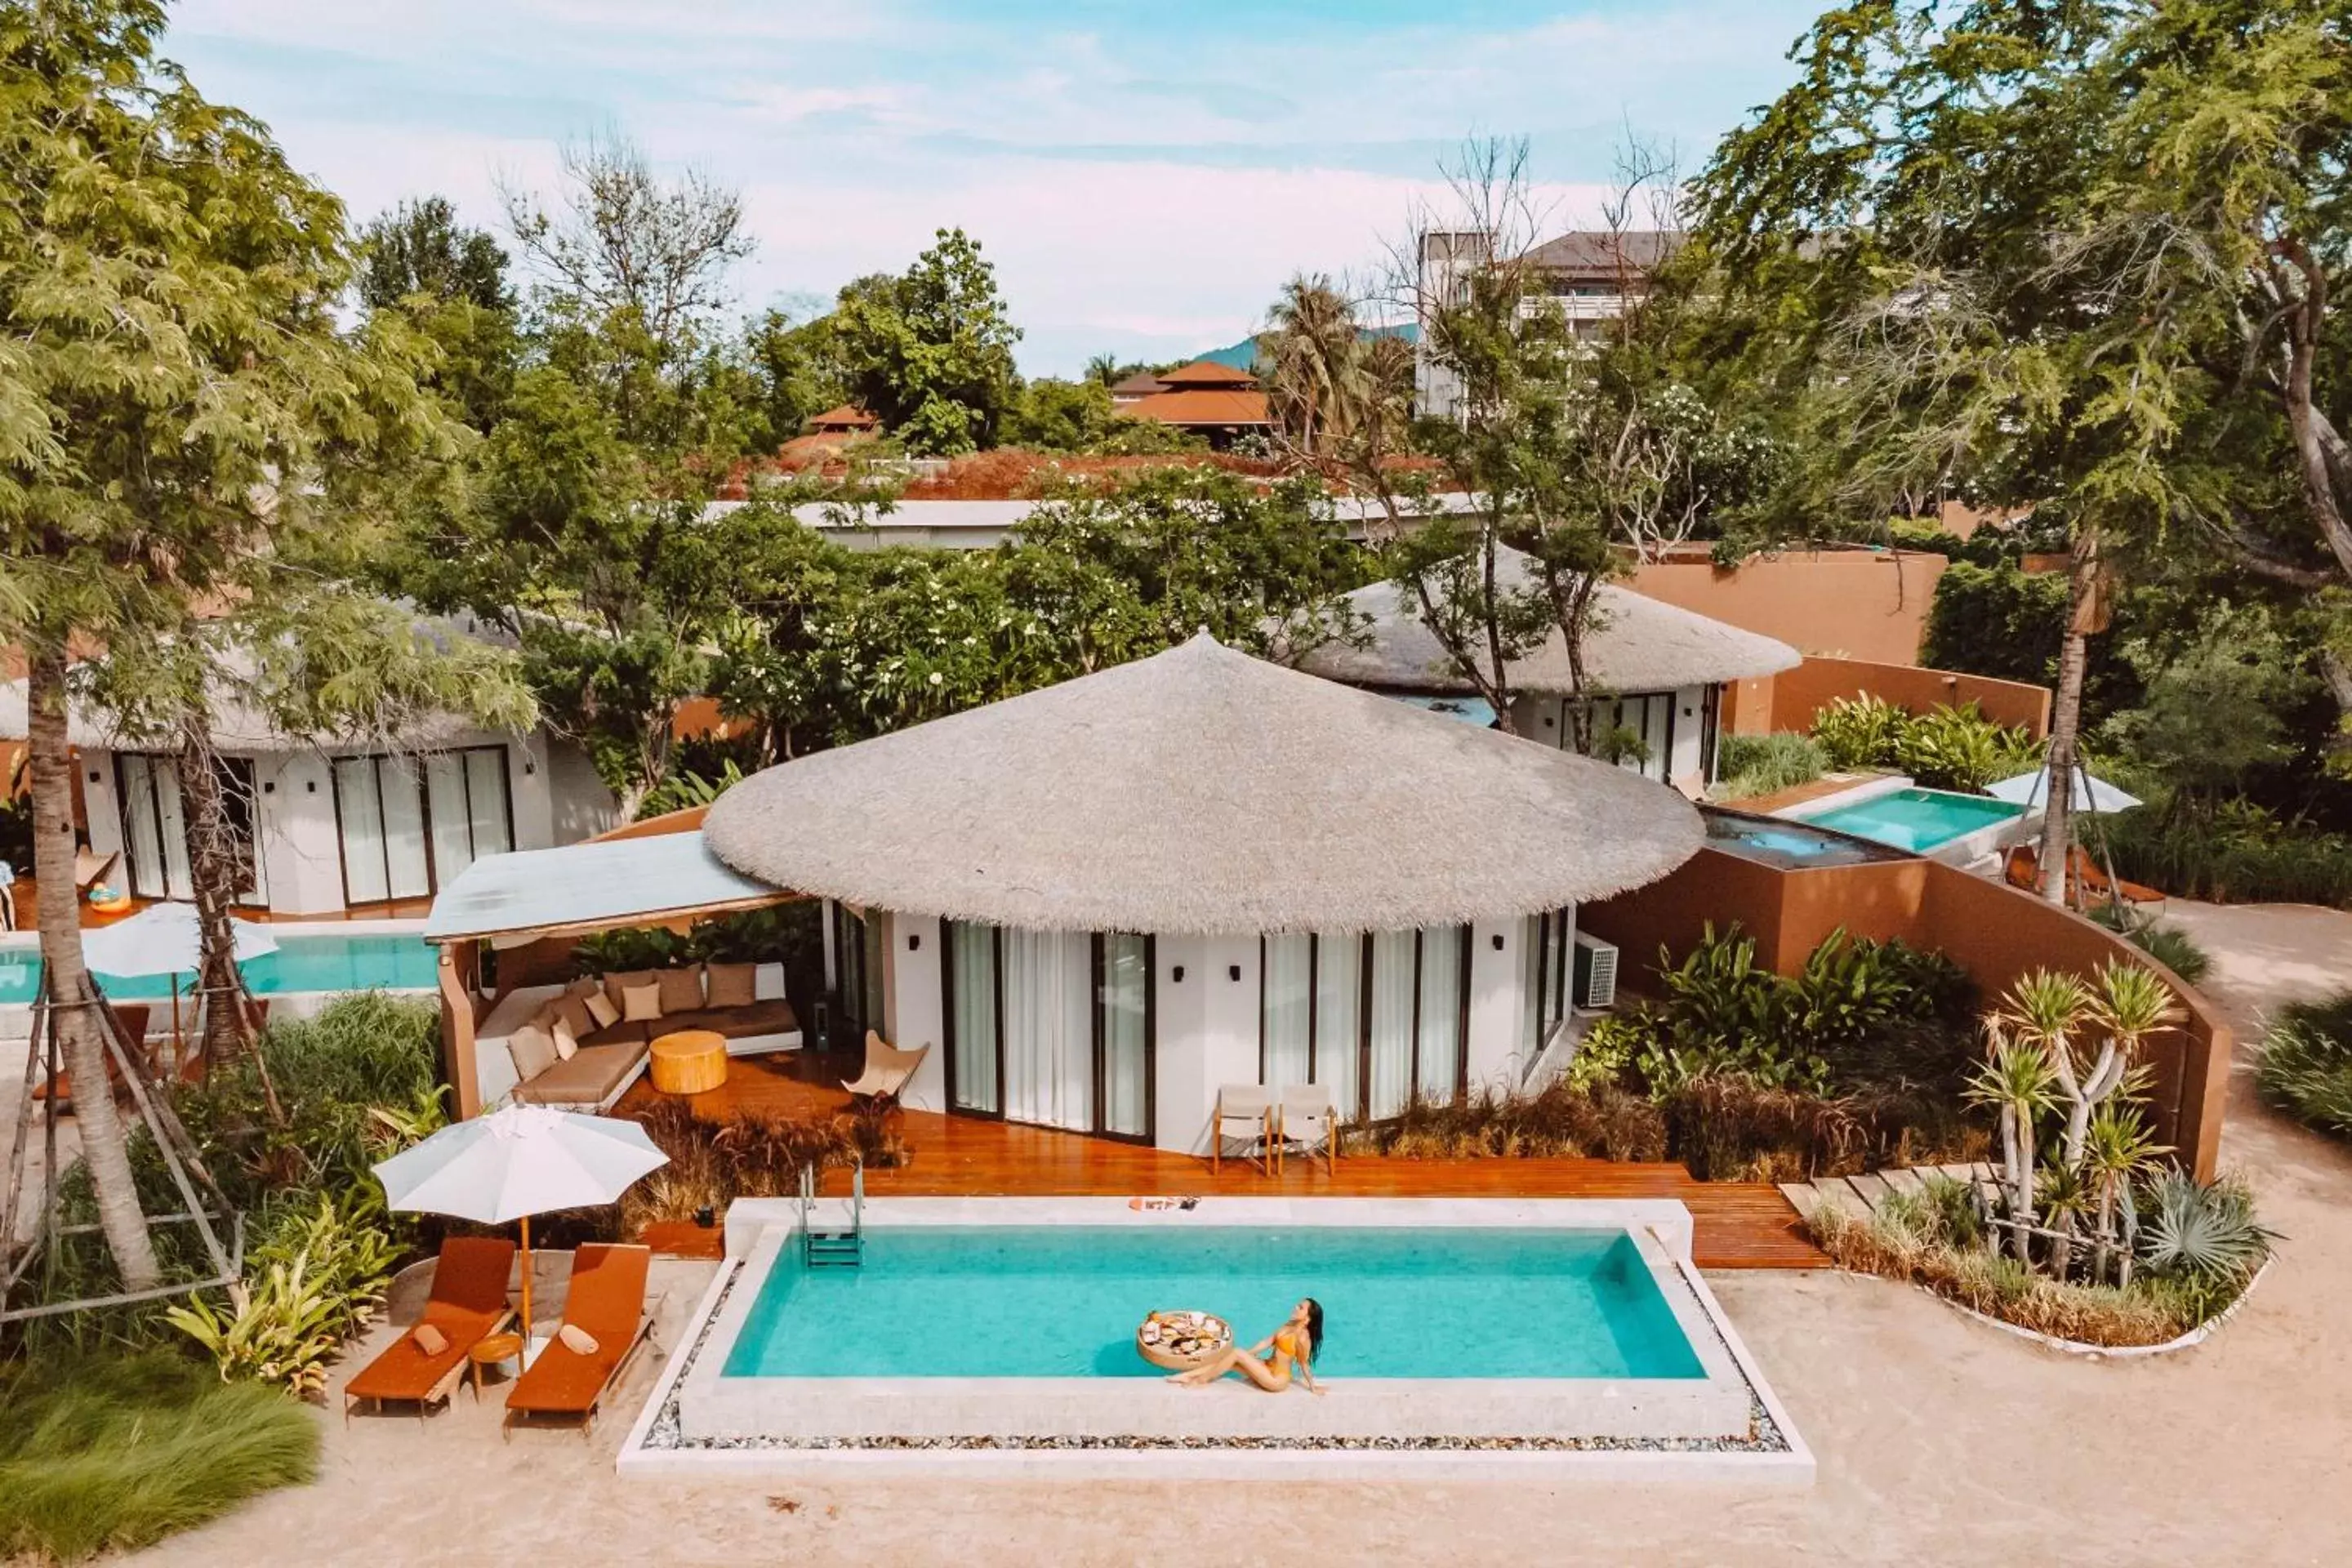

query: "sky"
left=162, top=1, right=1828, bottom=375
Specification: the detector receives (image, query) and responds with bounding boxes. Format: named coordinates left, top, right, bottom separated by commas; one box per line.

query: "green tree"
left=1000, top=377, right=1117, bottom=451
left=742, top=305, right=850, bottom=449
left=0, top=0, right=459, bottom=1287
left=354, top=196, right=518, bottom=430
left=833, top=229, right=1022, bottom=453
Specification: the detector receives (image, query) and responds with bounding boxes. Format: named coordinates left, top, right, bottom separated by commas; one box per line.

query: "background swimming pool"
left=1703, top=808, right=1909, bottom=868
left=1800, top=787, right=2023, bottom=853
left=723, top=1226, right=1707, bottom=1380
left=0, top=933, right=435, bottom=1004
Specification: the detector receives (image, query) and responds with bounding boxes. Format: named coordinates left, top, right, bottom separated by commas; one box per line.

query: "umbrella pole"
left=518, top=1213, right=533, bottom=1369
left=169, top=977, right=182, bottom=1072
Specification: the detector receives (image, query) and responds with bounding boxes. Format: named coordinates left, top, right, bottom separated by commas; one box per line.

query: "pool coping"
left=616, top=1197, right=1815, bottom=1484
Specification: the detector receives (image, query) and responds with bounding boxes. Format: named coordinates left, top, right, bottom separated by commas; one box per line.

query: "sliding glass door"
left=332, top=746, right=513, bottom=906
left=942, top=922, right=1154, bottom=1143
left=1261, top=927, right=1467, bottom=1123
left=115, top=754, right=265, bottom=905
left=1521, top=907, right=1572, bottom=1056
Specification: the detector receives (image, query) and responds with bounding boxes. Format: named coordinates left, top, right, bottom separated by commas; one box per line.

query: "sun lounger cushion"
left=506, top=1244, right=651, bottom=1422
left=506, top=1023, right=559, bottom=1085
left=411, top=1323, right=448, bottom=1356
left=657, top=966, right=706, bottom=1014
left=510, top=1042, right=648, bottom=1107
left=704, top=962, right=757, bottom=1009
left=621, top=982, right=664, bottom=1023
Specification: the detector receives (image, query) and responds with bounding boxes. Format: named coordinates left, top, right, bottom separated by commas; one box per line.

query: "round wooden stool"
left=468, top=1330, right=523, bottom=1400
left=649, top=1028, right=728, bottom=1094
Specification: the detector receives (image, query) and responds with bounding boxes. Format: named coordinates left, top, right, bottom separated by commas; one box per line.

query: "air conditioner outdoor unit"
left=1571, top=933, right=1619, bottom=1011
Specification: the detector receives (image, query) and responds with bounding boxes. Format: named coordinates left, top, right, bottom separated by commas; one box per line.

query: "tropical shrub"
left=1809, top=693, right=1910, bottom=771
left=164, top=1190, right=403, bottom=1398
left=2257, top=991, right=2352, bottom=1139
left=1708, top=732, right=1827, bottom=802
left=2136, top=1171, right=2275, bottom=1285
left=1372, top=1080, right=1667, bottom=1162
left=0, top=1352, right=318, bottom=1564
left=2106, top=801, right=2352, bottom=909
left=620, top=1100, right=910, bottom=1231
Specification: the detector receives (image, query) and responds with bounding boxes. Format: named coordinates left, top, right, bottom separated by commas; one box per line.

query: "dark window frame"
left=1262, top=926, right=1470, bottom=1124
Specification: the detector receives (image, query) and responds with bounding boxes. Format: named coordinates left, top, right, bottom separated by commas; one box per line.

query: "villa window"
left=1261, top=927, right=1468, bottom=1122
left=831, top=903, right=886, bottom=1051
left=942, top=922, right=1155, bottom=1143
left=1520, top=907, right=1573, bottom=1055
left=332, top=746, right=511, bottom=906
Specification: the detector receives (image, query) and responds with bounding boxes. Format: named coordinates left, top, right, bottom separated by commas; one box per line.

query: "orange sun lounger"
left=343, top=1236, right=517, bottom=1420
left=504, top=1243, right=655, bottom=1438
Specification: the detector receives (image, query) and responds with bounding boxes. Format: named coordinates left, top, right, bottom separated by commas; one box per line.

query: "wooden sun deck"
left=617, top=1053, right=1821, bottom=1271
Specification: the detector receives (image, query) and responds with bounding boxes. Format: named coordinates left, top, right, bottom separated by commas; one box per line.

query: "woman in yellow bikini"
left=1168, top=1298, right=1325, bottom=1393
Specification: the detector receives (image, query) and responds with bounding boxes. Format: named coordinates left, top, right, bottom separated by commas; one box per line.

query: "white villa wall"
left=882, top=910, right=947, bottom=1113
left=1464, top=917, right=1522, bottom=1093
left=256, top=751, right=347, bottom=914
left=78, top=752, right=124, bottom=869
left=542, top=738, right=620, bottom=844
left=1513, top=683, right=1716, bottom=796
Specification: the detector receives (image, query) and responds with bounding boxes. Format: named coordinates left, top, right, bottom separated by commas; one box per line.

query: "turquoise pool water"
left=722, top=1226, right=1707, bottom=1380
left=1704, top=809, right=1905, bottom=868
left=1802, top=787, right=2024, bottom=853
left=0, top=933, right=435, bottom=1004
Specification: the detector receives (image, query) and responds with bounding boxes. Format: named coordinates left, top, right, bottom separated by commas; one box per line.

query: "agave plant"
left=2138, top=1171, right=2278, bottom=1283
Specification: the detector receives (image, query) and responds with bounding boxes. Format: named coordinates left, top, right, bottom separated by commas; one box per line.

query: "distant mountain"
left=1192, top=323, right=1419, bottom=373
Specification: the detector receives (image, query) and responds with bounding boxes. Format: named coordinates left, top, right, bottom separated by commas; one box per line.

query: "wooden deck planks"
left=617, top=1056, right=1823, bottom=1270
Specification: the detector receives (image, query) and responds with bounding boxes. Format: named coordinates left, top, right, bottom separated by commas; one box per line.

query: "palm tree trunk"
left=25, top=644, right=161, bottom=1290
left=2035, top=530, right=2100, bottom=905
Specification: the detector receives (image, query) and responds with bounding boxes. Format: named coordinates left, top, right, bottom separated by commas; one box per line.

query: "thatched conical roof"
left=703, top=634, right=1700, bottom=934
left=1293, top=545, right=1800, bottom=696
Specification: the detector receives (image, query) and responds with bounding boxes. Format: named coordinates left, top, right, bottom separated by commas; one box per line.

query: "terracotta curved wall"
left=1739, top=655, right=2053, bottom=738
left=1580, top=848, right=2233, bottom=1178
left=1626, top=550, right=1946, bottom=666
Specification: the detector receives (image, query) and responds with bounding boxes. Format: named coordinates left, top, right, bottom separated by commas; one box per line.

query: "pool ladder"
left=798, top=1160, right=865, bottom=1269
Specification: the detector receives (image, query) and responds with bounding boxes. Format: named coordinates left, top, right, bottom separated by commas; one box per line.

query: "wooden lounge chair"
left=842, top=1030, right=929, bottom=1105
left=343, top=1236, right=518, bottom=1421
left=29, top=1003, right=153, bottom=1111
left=1277, top=1083, right=1339, bottom=1175
left=72, top=846, right=121, bottom=893
left=504, top=1243, right=655, bottom=1438
left=2005, top=845, right=2164, bottom=911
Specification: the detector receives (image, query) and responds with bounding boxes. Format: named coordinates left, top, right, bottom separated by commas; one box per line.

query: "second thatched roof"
left=702, top=633, right=1701, bottom=935
left=1293, top=545, right=1800, bottom=697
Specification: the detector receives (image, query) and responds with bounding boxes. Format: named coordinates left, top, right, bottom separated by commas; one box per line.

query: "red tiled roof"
left=1118, top=388, right=1270, bottom=426
left=1109, top=371, right=1165, bottom=396
left=806, top=403, right=880, bottom=432
left=1152, top=359, right=1259, bottom=388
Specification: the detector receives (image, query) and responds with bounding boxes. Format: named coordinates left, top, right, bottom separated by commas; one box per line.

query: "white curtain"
left=334, top=757, right=389, bottom=904
left=947, top=920, right=1000, bottom=1114
left=1417, top=926, right=1465, bottom=1103
left=1519, top=913, right=1546, bottom=1055
left=1002, top=928, right=1093, bottom=1131
left=1313, top=933, right=1361, bottom=1116
left=425, top=755, right=474, bottom=884
left=1100, top=933, right=1150, bottom=1138
left=1261, top=933, right=1313, bottom=1088
left=465, top=748, right=512, bottom=856
left=377, top=757, right=431, bottom=900
left=1366, top=930, right=1417, bottom=1119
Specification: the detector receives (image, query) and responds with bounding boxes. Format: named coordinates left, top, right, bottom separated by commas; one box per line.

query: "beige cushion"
left=529, top=1002, right=559, bottom=1036
left=603, top=969, right=655, bottom=1010
left=410, top=1322, right=448, bottom=1356
left=564, top=976, right=601, bottom=1003
left=550, top=1016, right=580, bottom=1061
left=557, top=1323, right=599, bottom=1356
left=506, top=1024, right=559, bottom=1084
left=704, top=961, right=757, bottom=1009
left=657, top=1000, right=797, bottom=1042
left=551, top=995, right=597, bottom=1040
left=621, top=982, right=664, bottom=1023
left=583, top=991, right=619, bottom=1029
left=657, top=965, right=706, bottom=1014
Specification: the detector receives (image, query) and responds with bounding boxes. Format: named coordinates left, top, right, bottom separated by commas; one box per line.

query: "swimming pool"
left=1799, top=786, right=2024, bottom=853
left=0, top=933, right=435, bottom=1005
left=1703, top=808, right=1912, bottom=869
left=722, top=1225, right=1706, bottom=1381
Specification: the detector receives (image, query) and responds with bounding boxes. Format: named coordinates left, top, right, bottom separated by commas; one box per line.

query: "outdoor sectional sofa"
left=471, top=960, right=800, bottom=1112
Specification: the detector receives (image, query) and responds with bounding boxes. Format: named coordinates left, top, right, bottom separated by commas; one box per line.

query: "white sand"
left=123, top=900, right=2352, bottom=1565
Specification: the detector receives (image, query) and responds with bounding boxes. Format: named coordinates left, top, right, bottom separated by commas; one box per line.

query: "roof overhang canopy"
left=422, top=832, right=798, bottom=947
left=704, top=634, right=1702, bottom=936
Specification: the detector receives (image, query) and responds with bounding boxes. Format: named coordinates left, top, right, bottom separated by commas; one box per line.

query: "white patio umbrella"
left=80, top=901, right=278, bottom=1054
left=372, top=1104, right=667, bottom=1363
left=1988, top=762, right=2142, bottom=815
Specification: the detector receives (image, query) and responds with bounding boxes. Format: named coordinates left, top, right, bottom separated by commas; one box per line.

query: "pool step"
left=804, top=1230, right=864, bottom=1268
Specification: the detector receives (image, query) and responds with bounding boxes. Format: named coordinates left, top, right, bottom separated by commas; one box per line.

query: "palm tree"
left=1263, top=274, right=1366, bottom=461
left=1998, top=969, right=2096, bottom=1171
